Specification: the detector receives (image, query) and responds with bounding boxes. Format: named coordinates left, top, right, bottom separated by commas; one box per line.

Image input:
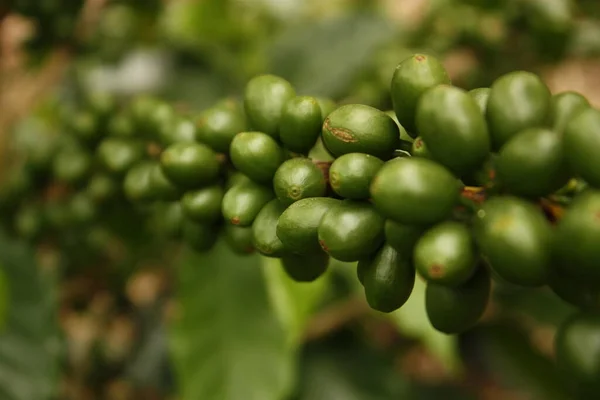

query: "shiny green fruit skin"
left=224, top=224, right=255, bottom=255
left=564, top=108, right=600, bottom=188
left=474, top=196, right=552, bottom=287
left=221, top=181, right=273, bottom=226
left=160, top=202, right=184, bottom=239
left=123, top=161, right=155, bottom=203
left=554, top=190, right=600, bottom=284
left=496, top=127, right=569, bottom=198
left=317, top=200, right=385, bottom=262
left=281, top=251, right=329, bottom=282
left=416, top=84, right=490, bottom=177
left=410, top=137, right=432, bottom=159
left=225, top=172, right=253, bottom=191
left=391, top=54, right=451, bottom=136
left=370, top=158, right=462, bottom=225
left=181, top=185, right=224, bottom=224
left=279, top=96, right=323, bottom=154
left=52, top=147, right=92, bottom=185
left=329, top=153, right=384, bottom=199
left=149, top=162, right=181, bottom=201
left=243, top=74, right=296, bottom=138
left=160, top=142, right=220, bottom=189
left=425, top=265, right=490, bottom=334
left=549, top=91, right=590, bottom=134
left=361, top=244, right=415, bottom=313
left=97, top=138, right=145, bottom=176
left=414, top=221, right=477, bottom=287
left=196, top=100, right=247, bottom=153
left=182, top=220, right=219, bottom=252
left=322, top=104, right=400, bottom=160
left=384, top=220, right=428, bottom=255
left=486, top=71, right=551, bottom=150
left=230, top=132, right=285, bottom=184
left=276, top=197, right=341, bottom=254
left=555, top=313, right=600, bottom=396
left=468, top=88, right=491, bottom=114
left=252, top=199, right=287, bottom=258
left=273, top=158, right=326, bottom=207
left=157, top=117, right=197, bottom=146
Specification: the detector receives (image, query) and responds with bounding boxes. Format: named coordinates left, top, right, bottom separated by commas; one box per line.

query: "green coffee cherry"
left=317, top=200, right=385, bottom=262
left=97, top=137, right=145, bottom=176
left=416, top=84, right=490, bottom=177
left=68, top=192, right=97, bottom=225
left=564, top=108, right=600, bottom=188
left=68, top=110, right=101, bottom=145
left=196, top=100, right=247, bottom=153
left=229, top=131, right=285, bottom=184
left=146, top=101, right=178, bottom=140
left=225, top=171, right=253, bottom=191
left=273, top=158, right=326, bottom=207
left=52, top=146, right=92, bottom=185
left=252, top=199, right=287, bottom=258
left=281, top=251, right=329, bottom=282
left=160, top=202, right=184, bottom=239
left=410, top=137, right=432, bottom=159
left=474, top=196, right=552, bottom=287
left=157, top=116, right=197, bottom=146
left=221, top=181, right=273, bottom=226
left=182, top=220, right=219, bottom=252
left=549, top=91, right=590, bottom=134
left=384, top=220, right=428, bottom=255
left=414, top=221, right=477, bottom=287
left=181, top=185, right=224, bottom=224
left=123, top=161, right=155, bottom=203
left=129, top=95, right=162, bottom=133
left=425, top=265, right=490, bottom=334
left=329, top=153, right=384, bottom=199
left=361, top=244, right=415, bottom=313
left=555, top=313, right=600, bottom=397
left=149, top=162, right=181, bottom=201
left=370, top=158, right=462, bottom=225
left=243, top=74, right=296, bottom=138
left=322, top=104, right=400, bottom=160
left=279, top=96, right=323, bottom=154
left=390, top=54, right=451, bottom=136
left=160, top=142, right=220, bottom=189
left=86, top=173, right=119, bottom=203
left=108, top=113, right=135, bottom=138
left=468, top=88, right=491, bottom=114
left=554, top=190, right=600, bottom=284
left=496, top=127, right=569, bottom=197
left=224, top=224, right=254, bottom=255
left=276, top=197, right=340, bottom=254
left=486, top=71, right=551, bottom=150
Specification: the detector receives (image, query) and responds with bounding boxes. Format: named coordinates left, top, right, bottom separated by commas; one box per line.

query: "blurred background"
left=0, top=0, right=600, bottom=399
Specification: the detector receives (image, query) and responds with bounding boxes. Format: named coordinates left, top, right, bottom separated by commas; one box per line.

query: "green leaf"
left=169, top=240, right=295, bottom=400
left=261, top=257, right=330, bottom=346
left=0, top=231, right=60, bottom=400
left=267, top=12, right=397, bottom=98
left=391, top=277, right=462, bottom=376
left=293, top=336, right=410, bottom=400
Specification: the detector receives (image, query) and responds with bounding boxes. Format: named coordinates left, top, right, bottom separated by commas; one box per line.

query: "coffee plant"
left=2, top=0, right=600, bottom=399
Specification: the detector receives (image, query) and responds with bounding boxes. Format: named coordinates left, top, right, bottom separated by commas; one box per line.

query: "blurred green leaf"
left=0, top=231, right=60, bottom=400
left=391, top=277, right=462, bottom=376
left=262, top=257, right=330, bottom=346
left=472, top=322, right=571, bottom=400
left=169, top=240, right=295, bottom=400
left=267, top=12, right=397, bottom=98
left=293, top=336, right=409, bottom=400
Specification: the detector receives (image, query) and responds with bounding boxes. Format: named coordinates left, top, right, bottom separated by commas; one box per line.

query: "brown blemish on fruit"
left=323, top=118, right=358, bottom=143
left=415, top=138, right=423, bottom=148
left=319, top=239, right=329, bottom=252
left=415, top=54, right=426, bottom=62
left=289, top=186, right=302, bottom=200
left=147, top=142, right=162, bottom=158
left=429, top=264, right=444, bottom=278
left=329, top=171, right=340, bottom=189
left=313, top=161, right=332, bottom=184
left=231, top=217, right=240, bottom=225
